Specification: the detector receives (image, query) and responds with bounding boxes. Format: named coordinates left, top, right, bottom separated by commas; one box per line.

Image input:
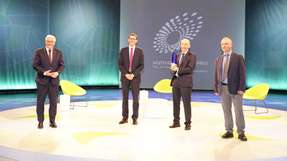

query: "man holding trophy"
left=169, top=38, right=196, bottom=130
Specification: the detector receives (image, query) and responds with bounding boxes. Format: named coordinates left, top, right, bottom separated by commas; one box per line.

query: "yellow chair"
left=60, top=80, right=87, bottom=109
left=243, top=83, right=270, bottom=114
left=153, top=79, right=172, bottom=94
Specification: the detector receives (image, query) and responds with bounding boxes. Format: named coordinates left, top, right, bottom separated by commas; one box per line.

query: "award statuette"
left=171, top=49, right=179, bottom=77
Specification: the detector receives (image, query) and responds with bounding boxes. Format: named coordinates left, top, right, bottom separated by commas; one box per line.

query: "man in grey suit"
left=214, top=37, right=247, bottom=141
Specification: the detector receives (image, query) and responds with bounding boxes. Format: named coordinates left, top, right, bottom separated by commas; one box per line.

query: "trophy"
left=170, top=49, right=179, bottom=77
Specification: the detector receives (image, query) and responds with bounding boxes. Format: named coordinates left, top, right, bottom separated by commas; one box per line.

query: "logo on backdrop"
left=153, top=11, right=204, bottom=54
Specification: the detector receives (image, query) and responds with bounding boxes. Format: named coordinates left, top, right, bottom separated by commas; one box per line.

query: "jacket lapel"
left=219, top=55, right=224, bottom=77
left=132, top=48, right=137, bottom=69
left=51, top=49, right=57, bottom=65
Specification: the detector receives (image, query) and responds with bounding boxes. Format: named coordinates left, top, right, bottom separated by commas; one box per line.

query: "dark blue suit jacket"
left=33, top=48, right=64, bottom=86
left=171, top=51, right=197, bottom=88
left=118, top=47, right=144, bottom=82
left=214, top=52, right=246, bottom=95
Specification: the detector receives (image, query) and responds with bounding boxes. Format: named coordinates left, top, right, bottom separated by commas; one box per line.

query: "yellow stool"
left=243, top=83, right=270, bottom=114
left=60, top=80, right=87, bottom=109
left=153, top=79, right=172, bottom=94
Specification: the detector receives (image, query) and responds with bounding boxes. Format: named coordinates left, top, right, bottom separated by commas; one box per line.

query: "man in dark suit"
left=33, top=35, right=64, bottom=129
left=118, top=32, right=144, bottom=125
left=169, top=38, right=196, bottom=130
left=214, top=37, right=247, bottom=141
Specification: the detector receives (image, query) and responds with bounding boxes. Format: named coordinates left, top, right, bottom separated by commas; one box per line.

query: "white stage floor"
left=0, top=99, right=287, bottom=161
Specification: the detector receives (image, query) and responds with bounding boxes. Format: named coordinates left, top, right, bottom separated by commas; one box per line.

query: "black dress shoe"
left=169, top=122, right=180, bottom=128
left=185, top=125, right=191, bottom=130
left=238, top=134, right=247, bottom=141
left=49, top=122, right=57, bottom=128
left=38, top=122, right=43, bottom=129
left=221, top=132, right=234, bottom=139
left=119, top=118, right=128, bottom=124
left=132, top=119, right=138, bottom=125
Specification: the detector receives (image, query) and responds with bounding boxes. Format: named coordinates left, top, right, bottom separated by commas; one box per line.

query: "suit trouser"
left=172, top=86, right=192, bottom=125
left=121, top=78, right=140, bottom=119
left=221, top=85, right=245, bottom=134
left=36, top=83, right=59, bottom=123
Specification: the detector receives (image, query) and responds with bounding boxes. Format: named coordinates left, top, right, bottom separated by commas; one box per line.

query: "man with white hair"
left=214, top=37, right=247, bottom=141
left=33, top=34, right=64, bottom=129
left=169, top=38, right=196, bottom=130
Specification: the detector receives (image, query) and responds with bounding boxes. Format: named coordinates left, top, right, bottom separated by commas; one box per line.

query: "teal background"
left=0, top=0, right=120, bottom=90
left=1, top=0, right=287, bottom=90
left=246, top=0, right=287, bottom=90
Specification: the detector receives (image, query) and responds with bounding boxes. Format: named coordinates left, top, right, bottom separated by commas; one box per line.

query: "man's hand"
left=170, top=63, right=178, bottom=71
left=125, top=74, right=130, bottom=80
left=237, top=91, right=244, bottom=95
left=43, top=70, right=51, bottom=76
left=129, top=74, right=134, bottom=80
left=125, top=74, right=134, bottom=80
left=50, top=72, right=59, bottom=78
left=44, top=70, right=58, bottom=78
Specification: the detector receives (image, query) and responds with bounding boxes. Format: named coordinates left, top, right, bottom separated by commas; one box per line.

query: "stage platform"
left=0, top=98, right=287, bottom=161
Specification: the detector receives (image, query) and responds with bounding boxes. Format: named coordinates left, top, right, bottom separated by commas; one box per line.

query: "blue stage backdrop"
left=0, top=0, right=120, bottom=90
left=246, top=0, right=287, bottom=90
left=120, top=0, right=245, bottom=89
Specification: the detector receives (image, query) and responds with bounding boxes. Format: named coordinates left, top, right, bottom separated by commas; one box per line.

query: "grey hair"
left=45, top=34, right=56, bottom=42
left=181, top=38, right=191, bottom=46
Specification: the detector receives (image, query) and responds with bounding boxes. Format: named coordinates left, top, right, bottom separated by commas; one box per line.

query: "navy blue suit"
left=33, top=48, right=64, bottom=123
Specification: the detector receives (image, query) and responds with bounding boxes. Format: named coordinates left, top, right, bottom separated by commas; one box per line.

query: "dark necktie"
left=222, top=54, right=230, bottom=81
left=179, top=53, right=185, bottom=65
left=48, top=49, right=52, bottom=63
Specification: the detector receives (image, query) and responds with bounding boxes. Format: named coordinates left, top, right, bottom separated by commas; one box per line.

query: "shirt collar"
left=181, top=50, right=188, bottom=55
left=224, top=51, right=232, bottom=56
left=129, top=46, right=136, bottom=53
left=46, top=47, right=53, bottom=52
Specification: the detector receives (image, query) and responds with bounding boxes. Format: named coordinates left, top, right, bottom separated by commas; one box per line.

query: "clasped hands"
left=44, top=70, right=58, bottom=78
left=125, top=73, right=135, bottom=80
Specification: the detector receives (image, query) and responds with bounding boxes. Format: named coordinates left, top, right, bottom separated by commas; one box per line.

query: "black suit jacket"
left=33, top=48, right=64, bottom=86
left=171, top=52, right=197, bottom=88
left=214, top=52, right=246, bottom=95
left=118, top=47, right=144, bottom=81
